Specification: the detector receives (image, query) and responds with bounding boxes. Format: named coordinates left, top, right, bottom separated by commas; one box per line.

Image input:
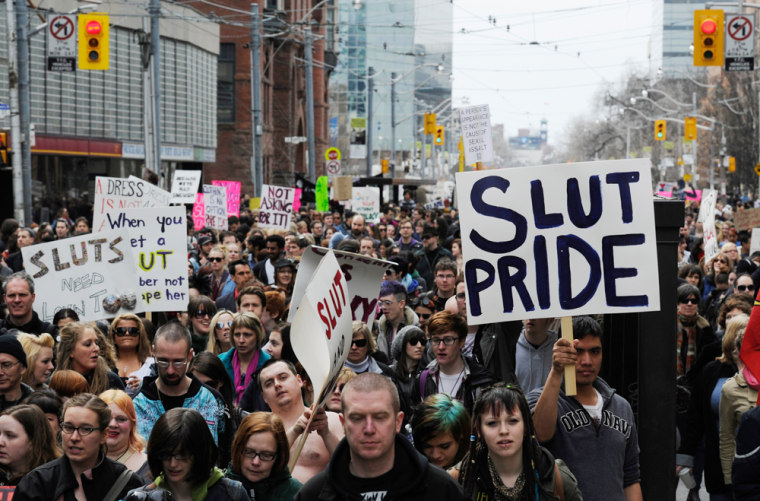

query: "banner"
left=290, top=251, right=352, bottom=407
left=170, top=170, right=202, bottom=205
left=192, top=193, right=205, bottom=231
left=351, top=187, right=380, bottom=223
left=258, top=184, right=295, bottom=230
left=289, top=246, right=392, bottom=327
left=203, top=184, right=228, bottom=230
left=456, top=159, right=660, bottom=325
left=101, top=207, right=189, bottom=312
left=22, top=230, right=144, bottom=322
left=212, top=180, right=241, bottom=217
left=93, top=176, right=171, bottom=232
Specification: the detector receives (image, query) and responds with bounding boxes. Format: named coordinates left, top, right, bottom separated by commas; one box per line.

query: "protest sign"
left=212, top=180, right=241, bottom=217
left=293, top=188, right=302, bottom=213
left=101, top=207, right=189, bottom=312
left=701, top=189, right=719, bottom=263
left=258, top=184, right=295, bottom=230
left=170, top=170, right=202, bottom=204
left=289, top=246, right=392, bottom=327
left=93, top=176, right=171, bottom=232
left=459, top=104, right=494, bottom=164
left=22, top=230, right=144, bottom=322
left=203, top=184, right=228, bottom=230
left=351, top=187, right=380, bottom=223
left=192, top=193, right=205, bottom=231
left=316, top=176, right=330, bottom=212
left=334, top=176, right=353, bottom=201
left=734, top=207, right=760, bottom=232
left=290, top=251, right=352, bottom=407
left=751, top=228, right=760, bottom=256
left=658, top=190, right=702, bottom=201
left=456, top=158, right=660, bottom=325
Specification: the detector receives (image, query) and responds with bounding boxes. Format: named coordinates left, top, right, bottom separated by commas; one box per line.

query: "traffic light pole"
left=6, top=0, right=24, bottom=223
left=250, top=4, right=263, bottom=198
left=391, top=72, right=397, bottom=178
left=16, top=0, right=32, bottom=224
left=366, top=66, right=374, bottom=177
left=149, top=0, right=162, bottom=180
left=304, top=27, right=316, bottom=183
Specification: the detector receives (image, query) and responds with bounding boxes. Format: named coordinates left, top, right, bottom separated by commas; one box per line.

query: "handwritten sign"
left=171, top=170, right=202, bottom=205
left=351, top=187, right=380, bottom=223
left=258, top=184, right=295, bottom=230
left=734, top=207, right=760, bottom=232
left=93, top=176, right=171, bottom=232
left=290, top=251, right=352, bottom=407
left=102, top=207, right=188, bottom=312
left=212, top=180, right=241, bottom=217
left=22, top=230, right=144, bottom=322
left=289, top=246, right=392, bottom=327
left=456, top=159, right=660, bottom=325
left=459, top=104, right=494, bottom=164
left=192, top=193, right=205, bottom=231
left=203, top=184, right=228, bottom=230
left=701, top=189, right=719, bottom=263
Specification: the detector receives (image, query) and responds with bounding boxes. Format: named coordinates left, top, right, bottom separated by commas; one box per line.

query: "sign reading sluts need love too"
left=456, top=159, right=660, bottom=325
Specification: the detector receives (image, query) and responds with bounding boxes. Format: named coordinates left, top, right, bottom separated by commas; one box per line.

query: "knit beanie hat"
left=391, top=325, right=425, bottom=362
left=0, top=336, right=28, bottom=367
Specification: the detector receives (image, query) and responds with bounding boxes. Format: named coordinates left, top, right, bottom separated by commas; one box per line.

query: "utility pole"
left=139, top=20, right=155, bottom=179
left=250, top=4, right=263, bottom=197
left=391, top=72, right=397, bottom=178
left=366, top=66, right=374, bottom=177
left=149, top=0, right=162, bottom=180
left=6, top=0, right=23, bottom=223
left=304, top=26, right=316, bottom=183
left=16, top=0, right=32, bottom=224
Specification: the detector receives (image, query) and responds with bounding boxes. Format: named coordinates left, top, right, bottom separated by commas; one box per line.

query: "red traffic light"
left=85, top=20, right=103, bottom=35
left=700, top=19, right=717, bottom=35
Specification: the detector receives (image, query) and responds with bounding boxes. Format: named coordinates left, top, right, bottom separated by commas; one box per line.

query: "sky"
left=450, top=0, right=655, bottom=147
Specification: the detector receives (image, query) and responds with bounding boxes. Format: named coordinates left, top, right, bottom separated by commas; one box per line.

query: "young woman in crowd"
left=264, top=323, right=293, bottom=361
left=262, top=291, right=287, bottom=332
left=52, top=308, right=79, bottom=329
left=219, top=313, right=271, bottom=405
left=411, top=393, right=470, bottom=476
left=458, top=383, right=581, bottom=500
left=48, top=370, right=89, bottom=401
left=390, top=325, right=428, bottom=401
left=412, top=292, right=435, bottom=334
left=55, top=322, right=125, bottom=394
left=189, top=352, right=236, bottom=413
left=325, top=367, right=356, bottom=413
left=125, top=408, right=247, bottom=501
left=109, top=314, right=154, bottom=397
left=0, top=404, right=60, bottom=486
left=268, top=259, right=296, bottom=303
left=15, top=393, right=143, bottom=500
left=16, top=332, right=55, bottom=389
left=188, top=295, right=217, bottom=355
left=23, top=389, right=63, bottom=436
left=207, top=246, right=235, bottom=301
left=99, top=389, right=150, bottom=482
left=207, top=309, right=235, bottom=355
left=227, top=412, right=302, bottom=500
left=345, top=321, right=393, bottom=377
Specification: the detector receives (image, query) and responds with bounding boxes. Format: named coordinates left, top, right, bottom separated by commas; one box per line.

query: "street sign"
left=725, top=14, right=755, bottom=71
left=46, top=14, right=76, bottom=72
left=326, top=159, right=341, bottom=176
left=324, top=147, right=341, bottom=162
left=284, top=136, right=307, bottom=144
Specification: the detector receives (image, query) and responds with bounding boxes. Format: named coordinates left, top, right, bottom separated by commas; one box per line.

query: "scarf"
left=677, top=314, right=698, bottom=377
left=232, top=349, right=260, bottom=405
left=211, top=270, right=230, bottom=299
left=345, top=358, right=371, bottom=374
left=487, top=454, right=526, bottom=501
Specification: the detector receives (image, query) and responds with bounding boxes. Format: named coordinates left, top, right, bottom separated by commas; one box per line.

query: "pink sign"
left=192, top=193, right=205, bottom=231
left=657, top=190, right=702, bottom=201
left=293, top=188, right=302, bottom=213
left=212, top=180, right=241, bottom=217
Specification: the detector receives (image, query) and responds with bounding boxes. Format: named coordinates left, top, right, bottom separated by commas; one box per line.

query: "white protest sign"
left=701, top=189, right=719, bottom=263
left=351, top=187, right=380, bottom=224
left=459, top=104, right=494, bottom=164
left=258, top=184, right=295, bottom=230
left=22, top=230, right=144, bottom=322
left=93, top=176, right=171, bottom=232
left=289, top=251, right=352, bottom=407
left=289, top=246, right=392, bottom=327
left=456, top=158, right=660, bottom=325
left=750, top=228, right=760, bottom=256
left=697, top=189, right=717, bottom=223
left=100, top=207, right=189, bottom=312
left=170, top=170, right=202, bottom=205
left=203, top=184, right=228, bottom=230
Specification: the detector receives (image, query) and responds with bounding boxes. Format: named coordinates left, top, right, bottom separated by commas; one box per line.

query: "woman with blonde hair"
left=16, top=332, right=55, bottom=389
left=55, top=322, right=125, bottom=395
left=99, top=389, right=150, bottom=482
left=108, top=314, right=154, bottom=397
left=207, top=309, right=235, bottom=355
left=207, top=245, right=235, bottom=300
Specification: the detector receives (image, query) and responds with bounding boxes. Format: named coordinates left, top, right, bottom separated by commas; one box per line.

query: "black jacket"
left=472, top=320, right=522, bottom=384
left=413, top=246, right=453, bottom=289
left=0, top=312, right=56, bottom=337
left=14, top=454, right=143, bottom=501
left=410, top=355, right=495, bottom=414
left=295, top=435, right=466, bottom=500
left=216, top=290, right=238, bottom=312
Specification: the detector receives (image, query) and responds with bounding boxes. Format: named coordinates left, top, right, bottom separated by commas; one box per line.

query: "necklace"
left=438, top=368, right=465, bottom=396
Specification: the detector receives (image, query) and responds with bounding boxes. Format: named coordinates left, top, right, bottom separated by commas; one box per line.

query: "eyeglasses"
left=679, top=298, right=699, bottom=305
left=351, top=339, right=368, bottom=348
left=159, top=453, right=191, bottom=463
left=384, top=269, right=396, bottom=276
left=408, top=337, right=427, bottom=347
left=430, top=336, right=458, bottom=346
left=208, top=257, right=224, bottom=263
left=716, top=260, right=729, bottom=264
left=737, top=284, right=756, bottom=292
left=194, top=310, right=210, bottom=318
left=378, top=300, right=396, bottom=307
left=155, top=359, right=188, bottom=369
left=216, top=321, right=233, bottom=329
left=456, top=292, right=466, bottom=299
left=243, top=449, right=276, bottom=462
left=114, top=327, right=140, bottom=337
left=0, top=361, right=20, bottom=372
left=61, top=423, right=102, bottom=436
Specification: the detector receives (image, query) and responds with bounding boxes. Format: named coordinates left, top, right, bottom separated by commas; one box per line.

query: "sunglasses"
left=680, top=298, right=699, bottom=305
left=351, top=339, right=368, bottom=348
left=408, top=337, right=427, bottom=347
left=194, top=310, right=211, bottom=318
left=417, top=312, right=432, bottom=320
left=456, top=292, right=466, bottom=299
left=114, top=326, right=140, bottom=337
left=737, top=284, right=755, bottom=292
left=216, top=321, right=233, bottom=329
left=208, top=257, right=224, bottom=263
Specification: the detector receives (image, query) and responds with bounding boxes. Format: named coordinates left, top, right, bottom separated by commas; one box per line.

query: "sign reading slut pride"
left=290, top=251, right=353, bottom=408
left=456, top=159, right=660, bottom=325
left=288, top=246, right=393, bottom=327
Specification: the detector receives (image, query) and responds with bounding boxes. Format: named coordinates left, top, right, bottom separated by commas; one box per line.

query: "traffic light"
left=694, top=10, right=724, bottom=67
left=654, top=120, right=667, bottom=141
left=728, top=156, right=736, bottom=173
left=0, top=132, right=7, bottom=166
left=434, top=125, right=445, bottom=146
left=78, top=13, right=109, bottom=70
left=684, top=117, right=697, bottom=140
left=424, top=113, right=436, bottom=135
left=381, top=158, right=389, bottom=174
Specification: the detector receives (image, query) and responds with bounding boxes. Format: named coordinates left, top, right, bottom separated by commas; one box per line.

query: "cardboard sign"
left=456, top=159, right=660, bottom=325
left=101, top=207, right=189, bottom=312
left=22, top=230, right=144, bottom=322
left=334, top=176, right=353, bottom=201
left=93, top=176, right=171, bottom=232
left=192, top=193, right=205, bottom=231
left=171, top=170, right=202, bottom=205
left=203, top=184, right=228, bottom=230
left=290, top=251, right=353, bottom=407
left=351, top=187, right=380, bottom=224
left=289, top=246, right=392, bottom=327
left=459, top=104, right=494, bottom=164
left=258, top=184, right=295, bottom=230
left=701, top=189, right=719, bottom=263
left=212, top=180, right=241, bottom=217
left=316, top=176, right=330, bottom=212
left=734, top=207, right=760, bottom=232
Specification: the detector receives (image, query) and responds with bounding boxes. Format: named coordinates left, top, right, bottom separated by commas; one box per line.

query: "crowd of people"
left=3, top=189, right=729, bottom=500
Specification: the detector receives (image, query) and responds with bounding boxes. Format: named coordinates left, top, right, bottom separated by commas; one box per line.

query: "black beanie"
left=0, top=336, right=28, bottom=368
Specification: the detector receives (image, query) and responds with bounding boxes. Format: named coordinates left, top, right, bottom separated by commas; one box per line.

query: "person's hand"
left=307, top=407, right=329, bottom=438
left=126, top=376, right=140, bottom=391
left=675, top=465, right=684, bottom=476
left=551, top=338, right=578, bottom=374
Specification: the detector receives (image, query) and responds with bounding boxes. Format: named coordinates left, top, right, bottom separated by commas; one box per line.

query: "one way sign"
left=726, top=14, right=755, bottom=71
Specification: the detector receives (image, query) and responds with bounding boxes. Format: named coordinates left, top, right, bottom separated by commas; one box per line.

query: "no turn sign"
left=726, top=14, right=755, bottom=71
left=326, top=159, right=341, bottom=176
left=47, top=14, right=76, bottom=72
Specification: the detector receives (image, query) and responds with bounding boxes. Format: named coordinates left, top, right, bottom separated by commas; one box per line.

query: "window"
left=218, top=43, right=235, bottom=123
